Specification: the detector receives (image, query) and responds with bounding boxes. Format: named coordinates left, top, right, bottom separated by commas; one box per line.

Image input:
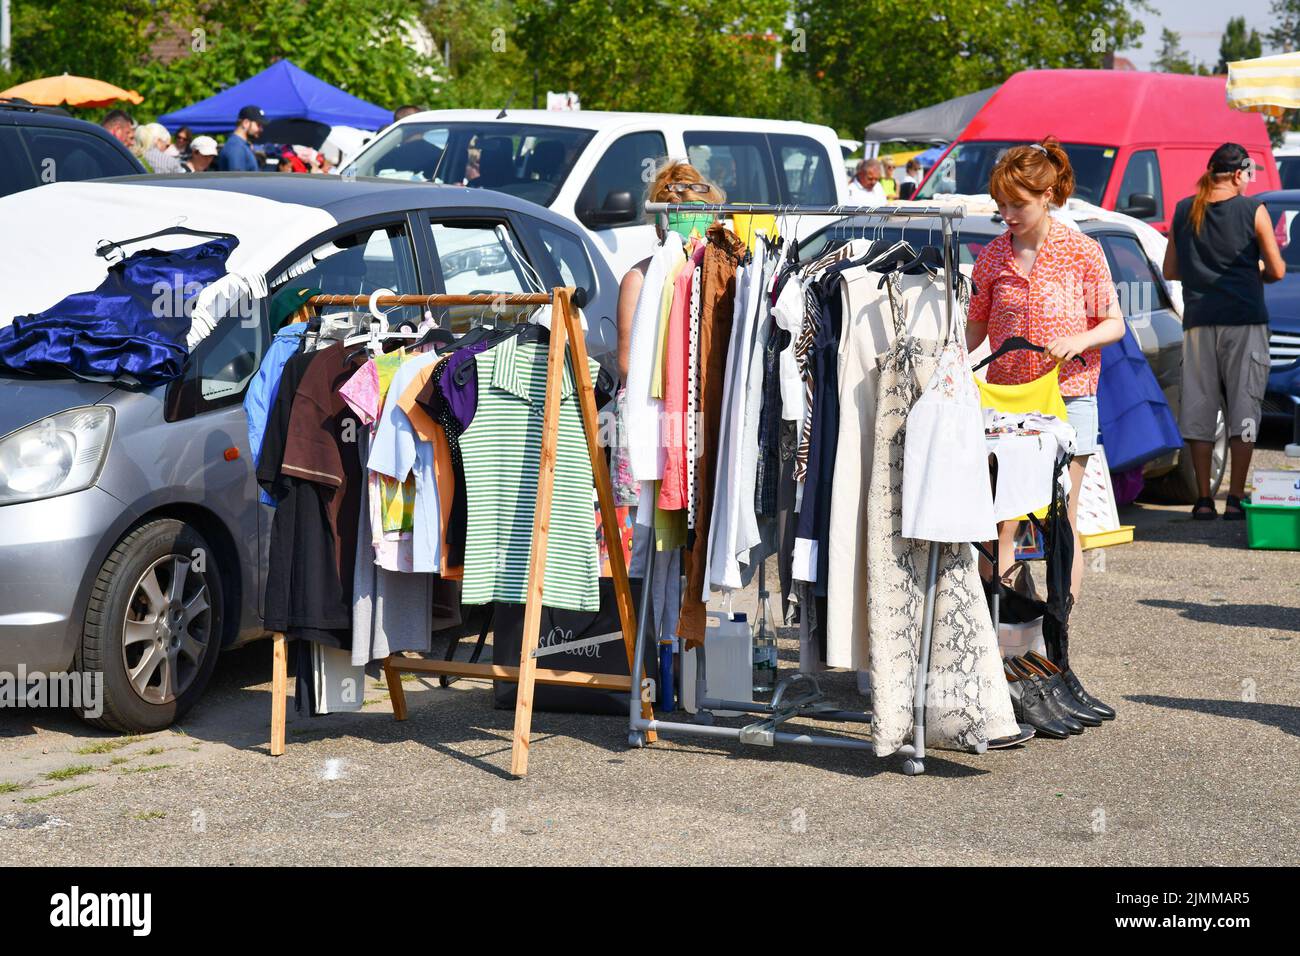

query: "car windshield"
left=346, top=121, right=595, bottom=207
left=917, top=141, right=1117, bottom=206
left=797, top=220, right=991, bottom=267
left=1265, top=201, right=1300, bottom=272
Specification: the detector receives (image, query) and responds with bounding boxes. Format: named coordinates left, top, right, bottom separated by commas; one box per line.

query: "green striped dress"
left=458, top=336, right=601, bottom=612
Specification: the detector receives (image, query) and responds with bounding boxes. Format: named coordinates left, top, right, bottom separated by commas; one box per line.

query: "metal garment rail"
left=630, top=200, right=967, bottom=776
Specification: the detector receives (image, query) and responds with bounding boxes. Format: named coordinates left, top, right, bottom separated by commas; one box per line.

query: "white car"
left=343, top=109, right=848, bottom=277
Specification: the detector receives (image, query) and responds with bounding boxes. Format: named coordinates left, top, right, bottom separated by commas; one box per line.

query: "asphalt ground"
left=3, top=431, right=1298, bottom=866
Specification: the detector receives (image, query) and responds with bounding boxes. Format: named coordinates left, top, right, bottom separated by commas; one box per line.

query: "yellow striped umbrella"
left=0, top=74, right=143, bottom=108
left=1226, top=51, right=1300, bottom=119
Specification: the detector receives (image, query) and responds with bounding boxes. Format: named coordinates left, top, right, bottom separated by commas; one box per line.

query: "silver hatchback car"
left=0, top=173, right=618, bottom=732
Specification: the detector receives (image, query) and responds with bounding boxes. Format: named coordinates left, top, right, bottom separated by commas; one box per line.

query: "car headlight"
left=0, top=407, right=114, bottom=506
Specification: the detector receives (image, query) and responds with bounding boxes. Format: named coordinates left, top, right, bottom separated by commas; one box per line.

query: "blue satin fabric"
left=0, top=237, right=238, bottom=388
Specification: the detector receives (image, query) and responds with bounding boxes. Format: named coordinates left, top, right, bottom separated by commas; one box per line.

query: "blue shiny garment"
left=0, top=237, right=237, bottom=388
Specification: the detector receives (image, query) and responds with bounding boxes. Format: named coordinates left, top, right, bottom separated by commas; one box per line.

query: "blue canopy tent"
left=915, top=145, right=946, bottom=168
left=158, top=60, right=391, bottom=138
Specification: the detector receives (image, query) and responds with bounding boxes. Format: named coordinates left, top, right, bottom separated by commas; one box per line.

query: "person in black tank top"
left=1163, top=142, right=1285, bottom=520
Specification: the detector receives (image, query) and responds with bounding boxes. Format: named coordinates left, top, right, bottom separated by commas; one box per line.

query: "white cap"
left=191, top=136, right=218, bottom=156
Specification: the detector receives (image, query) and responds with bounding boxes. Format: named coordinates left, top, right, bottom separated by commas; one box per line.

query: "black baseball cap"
left=1208, top=142, right=1252, bottom=174
left=238, top=105, right=266, bottom=123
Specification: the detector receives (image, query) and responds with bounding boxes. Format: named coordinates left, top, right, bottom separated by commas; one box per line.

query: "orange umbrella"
left=0, top=73, right=143, bottom=108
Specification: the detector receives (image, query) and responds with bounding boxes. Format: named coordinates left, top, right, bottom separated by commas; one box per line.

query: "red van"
left=916, top=69, right=1279, bottom=233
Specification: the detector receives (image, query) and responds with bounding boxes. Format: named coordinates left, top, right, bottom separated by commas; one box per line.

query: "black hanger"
left=450, top=322, right=543, bottom=387
left=862, top=239, right=917, bottom=276
left=96, top=226, right=238, bottom=259
left=971, top=335, right=1087, bottom=373
left=896, top=244, right=943, bottom=275
left=408, top=324, right=455, bottom=353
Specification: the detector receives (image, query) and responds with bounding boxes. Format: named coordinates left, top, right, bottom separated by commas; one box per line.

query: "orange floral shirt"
left=968, top=219, right=1117, bottom=397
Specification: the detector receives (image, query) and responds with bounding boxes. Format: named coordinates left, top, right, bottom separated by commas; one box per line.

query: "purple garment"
left=1111, top=465, right=1145, bottom=507
left=440, top=342, right=488, bottom=428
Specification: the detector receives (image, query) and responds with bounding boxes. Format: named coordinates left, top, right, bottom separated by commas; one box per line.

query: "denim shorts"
left=1064, top=394, right=1099, bottom=456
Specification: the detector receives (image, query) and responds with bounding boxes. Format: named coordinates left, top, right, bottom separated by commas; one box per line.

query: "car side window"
left=532, top=222, right=596, bottom=300
left=164, top=290, right=267, bottom=421
left=1116, top=150, right=1163, bottom=221
left=769, top=133, right=836, bottom=204
left=428, top=218, right=543, bottom=329
left=19, top=127, right=138, bottom=185
left=1099, top=233, right=1171, bottom=318
left=288, top=221, right=422, bottom=326
left=577, top=131, right=668, bottom=228
left=684, top=130, right=776, bottom=203
left=0, top=128, right=38, bottom=198
left=429, top=220, right=529, bottom=295
left=196, top=300, right=265, bottom=404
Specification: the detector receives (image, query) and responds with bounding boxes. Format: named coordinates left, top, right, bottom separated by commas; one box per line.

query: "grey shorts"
left=1179, top=323, right=1270, bottom=442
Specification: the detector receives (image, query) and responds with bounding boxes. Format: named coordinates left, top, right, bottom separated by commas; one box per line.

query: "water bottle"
left=752, top=616, right=778, bottom=694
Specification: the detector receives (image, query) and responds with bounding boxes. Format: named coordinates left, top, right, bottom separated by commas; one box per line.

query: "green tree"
left=1216, top=16, right=1263, bottom=73
left=131, top=0, right=445, bottom=119
left=1152, top=27, right=1209, bottom=75
left=1, top=1, right=448, bottom=120
left=513, top=0, right=821, bottom=121
left=419, top=0, right=526, bottom=109
left=1267, top=0, right=1300, bottom=52
left=4, top=0, right=159, bottom=86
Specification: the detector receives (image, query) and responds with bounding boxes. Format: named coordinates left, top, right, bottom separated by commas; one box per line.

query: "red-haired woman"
left=1163, top=143, right=1285, bottom=520
left=967, top=137, right=1125, bottom=713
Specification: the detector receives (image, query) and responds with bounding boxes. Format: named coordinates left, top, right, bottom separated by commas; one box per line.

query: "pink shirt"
left=968, top=219, right=1117, bottom=397
left=658, top=243, right=706, bottom=511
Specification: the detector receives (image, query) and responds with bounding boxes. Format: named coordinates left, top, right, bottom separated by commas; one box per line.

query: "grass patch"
left=43, top=764, right=94, bottom=781
left=74, top=738, right=131, bottom=756
left=22, top=785, right=94, bottom=803
left=120, top=764, right=172, bottom=775
left=110, top=757, right=129, bottom=766
left=134, top=811, right=166, bottom=822
left=141, top=747, right=164, bottom=756
left=0, top=782, right=23, bottom=794
left=170, top=727, right=188, bottom=737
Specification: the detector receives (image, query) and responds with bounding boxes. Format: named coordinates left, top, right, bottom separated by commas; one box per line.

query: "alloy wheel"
left=121, top=555, right=211, bottom=705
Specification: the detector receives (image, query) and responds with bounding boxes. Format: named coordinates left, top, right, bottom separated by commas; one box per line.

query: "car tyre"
left=74, top=519, right=223, bottom=733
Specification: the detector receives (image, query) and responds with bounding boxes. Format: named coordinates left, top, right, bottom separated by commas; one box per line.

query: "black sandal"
left=1192, top=497, right=1217, bottom=520
left=1223, top=495, right=1247, bottom=521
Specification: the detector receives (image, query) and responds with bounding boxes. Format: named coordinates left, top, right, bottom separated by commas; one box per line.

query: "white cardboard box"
left=1252, top=469, right=1300, bottom=508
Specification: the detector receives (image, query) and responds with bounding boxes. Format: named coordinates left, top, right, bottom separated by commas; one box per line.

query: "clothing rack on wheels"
left=266, top=287, right=656, bottom=777
left=630, top=200, right=966, bottom=776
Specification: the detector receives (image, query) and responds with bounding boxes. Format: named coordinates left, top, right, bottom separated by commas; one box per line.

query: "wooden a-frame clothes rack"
left=267, top=287, right=655, bottom=776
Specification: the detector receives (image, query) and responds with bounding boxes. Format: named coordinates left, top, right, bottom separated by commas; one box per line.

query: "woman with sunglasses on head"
left=615, top=162, right=725, bottom=380
left=612, top=162, right=725, bottom=503
left=1163, top=143, right=1285, bottom=520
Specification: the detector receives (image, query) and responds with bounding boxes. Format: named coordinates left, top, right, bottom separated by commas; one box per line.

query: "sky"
left=1118, top=0, right=1279, bottom=71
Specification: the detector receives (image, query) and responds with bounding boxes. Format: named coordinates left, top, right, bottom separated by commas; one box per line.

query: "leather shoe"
left=1004, top=661, right=1072, bottom=739
left=1008, top=657, right=1085, bottom=734
left=1019, top=653, right=1104, bottom=726
left=1062, top=668, right=1116, bottom=720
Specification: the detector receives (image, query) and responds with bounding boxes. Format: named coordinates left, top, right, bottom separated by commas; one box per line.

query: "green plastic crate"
left=1243, top=501, right=1300, bottom=551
